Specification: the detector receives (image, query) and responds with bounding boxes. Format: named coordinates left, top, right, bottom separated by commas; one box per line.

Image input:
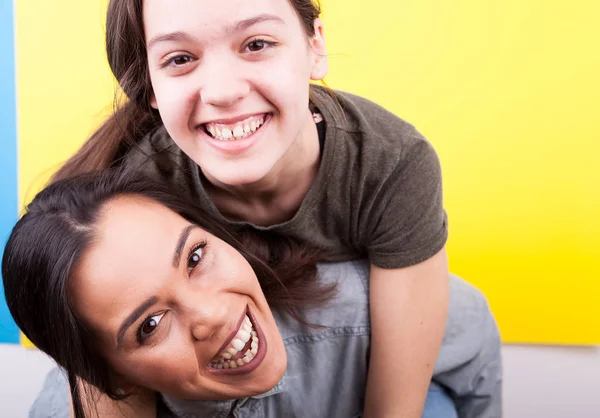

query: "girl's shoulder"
left=311, top=85, right=439, bottom=189
left=122, top=126, right=203, bottom=196
left=310, top=85, right=425, bottom=148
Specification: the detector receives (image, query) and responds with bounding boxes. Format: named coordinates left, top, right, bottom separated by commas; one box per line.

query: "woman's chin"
left=232, top=349, right=288, bottom=399
left=256, top=352, right=287, bottom=391
left=168, top=353, right=287, bottom=402
left=227, top=349, right=287, bottom=399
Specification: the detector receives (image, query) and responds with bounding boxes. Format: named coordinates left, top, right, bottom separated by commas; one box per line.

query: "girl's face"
left=70, top=197, right=287, bottom=400
left=143, top=0, right=328, bottom=186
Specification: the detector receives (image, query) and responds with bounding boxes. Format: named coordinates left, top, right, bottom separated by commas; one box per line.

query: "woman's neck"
left=203, top=112, right=321, bottom=226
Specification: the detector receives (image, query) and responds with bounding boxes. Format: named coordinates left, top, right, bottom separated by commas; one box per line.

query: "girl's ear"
left=150, top=93, right=158, bottom=109
left=309, top=18, right=328, bottom=81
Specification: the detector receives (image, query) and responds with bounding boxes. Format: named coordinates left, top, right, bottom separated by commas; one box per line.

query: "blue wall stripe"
left=0, top=0, right=20, bottom=344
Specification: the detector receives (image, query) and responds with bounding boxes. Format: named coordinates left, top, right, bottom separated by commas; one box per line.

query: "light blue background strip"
left=0, top=0, right=20, bottom=344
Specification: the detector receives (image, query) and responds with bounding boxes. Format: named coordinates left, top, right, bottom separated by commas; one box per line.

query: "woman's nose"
left=186, top=299, right=230, bottom=342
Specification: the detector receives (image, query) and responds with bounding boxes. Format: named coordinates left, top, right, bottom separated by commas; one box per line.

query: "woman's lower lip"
left=201, top=114, right=271, bottom=155
left=207, top=307, right=267, bottom=376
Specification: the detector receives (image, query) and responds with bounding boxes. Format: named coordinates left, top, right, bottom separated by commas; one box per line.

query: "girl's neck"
left=203, top=112, right=321, bottom=226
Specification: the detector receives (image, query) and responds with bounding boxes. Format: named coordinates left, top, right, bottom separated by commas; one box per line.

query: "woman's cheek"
left=128, top=349, right=192, bottom=390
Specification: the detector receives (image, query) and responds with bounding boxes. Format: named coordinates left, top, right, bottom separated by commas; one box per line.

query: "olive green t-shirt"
left=124, top=85, right=448, bottom=269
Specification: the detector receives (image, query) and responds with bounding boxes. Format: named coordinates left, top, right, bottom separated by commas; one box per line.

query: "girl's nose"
left=199, top=62, right=250, bottom=108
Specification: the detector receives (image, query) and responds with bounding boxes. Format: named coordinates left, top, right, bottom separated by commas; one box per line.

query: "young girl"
left=5, top=170, right=469, bottom=418
left=50, top=0, right=501, bottom=416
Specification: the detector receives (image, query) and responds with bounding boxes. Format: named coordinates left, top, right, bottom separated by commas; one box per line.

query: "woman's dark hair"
left=2, top=169, right=333, bottom=418
left=52, top=0, right=322, bottom=182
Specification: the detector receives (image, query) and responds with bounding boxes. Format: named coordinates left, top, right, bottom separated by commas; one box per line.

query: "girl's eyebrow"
left=146, top=13, right=285, bottom=50
left=147, top=31, right=199, bottom=50
left=228, top=13, right=285, bottom=33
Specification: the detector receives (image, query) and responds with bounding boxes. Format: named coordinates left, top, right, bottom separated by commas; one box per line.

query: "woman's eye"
left=187, top=242, right=206, bottom=274
left=137, top=312, right=165, bottom=343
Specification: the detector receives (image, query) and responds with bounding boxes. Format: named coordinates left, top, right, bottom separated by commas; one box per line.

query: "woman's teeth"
left=209, top=314, right=260, bottom=369
left=205, top=115, right=265, bottom=141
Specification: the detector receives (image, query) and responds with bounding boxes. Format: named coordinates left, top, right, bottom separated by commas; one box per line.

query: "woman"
left=48, top=0, right=502, bottom=416
left=4, top=170, right=471, bottom=418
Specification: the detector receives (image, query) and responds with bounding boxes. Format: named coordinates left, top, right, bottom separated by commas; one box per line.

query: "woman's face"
left=70, top=196, right=287, bottom=400
left=143, top=0, right=328, bottom=187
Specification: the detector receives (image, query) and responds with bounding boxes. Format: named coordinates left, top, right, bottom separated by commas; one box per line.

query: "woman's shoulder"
left=275, top=260, right=371, bottom=341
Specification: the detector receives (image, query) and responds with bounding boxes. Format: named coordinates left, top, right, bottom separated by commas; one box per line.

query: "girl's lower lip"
left=200, top=114, right=271, bottom=155
left=207, top=307, right=267, bottom=376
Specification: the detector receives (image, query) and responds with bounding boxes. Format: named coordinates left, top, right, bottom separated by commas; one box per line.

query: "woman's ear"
left=150, top=93, right=158, bottom=109
left=309, top=18, right=328, bottom=81
left=102, top=375, right=158, bottom=416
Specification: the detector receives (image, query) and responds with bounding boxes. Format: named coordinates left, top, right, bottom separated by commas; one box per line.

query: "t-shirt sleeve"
left=365, top=137, right=448, bottom=269
left=121, top=127, right=198, bottom=193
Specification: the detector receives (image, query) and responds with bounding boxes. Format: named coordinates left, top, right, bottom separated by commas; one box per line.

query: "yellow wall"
left=16, top=0, right=600, bottom=344
left=16, top=1, right=113, bottom=204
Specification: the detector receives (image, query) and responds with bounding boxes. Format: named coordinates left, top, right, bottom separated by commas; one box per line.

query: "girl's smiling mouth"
left=197, top=113, right=273, bottom=155
left=208, top=306, right=267, bottom=375
left=202, top=114, right=270, bottom=141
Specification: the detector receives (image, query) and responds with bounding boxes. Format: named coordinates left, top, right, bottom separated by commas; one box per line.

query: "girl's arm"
left=364, top=248, right=449, bottom=418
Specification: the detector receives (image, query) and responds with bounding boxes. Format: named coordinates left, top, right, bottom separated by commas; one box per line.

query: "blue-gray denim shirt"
left=30, top=261, right=502, bottom=418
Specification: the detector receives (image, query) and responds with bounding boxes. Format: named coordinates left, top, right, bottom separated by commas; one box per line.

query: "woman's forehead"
left=74, top=199, right=189, bottom=290
left=69, top=199, right=190, bottom=330
left=92, top=197, right=185, bottom=247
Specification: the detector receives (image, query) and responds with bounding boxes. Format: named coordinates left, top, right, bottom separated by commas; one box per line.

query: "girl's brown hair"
left=52, top=0, right=322, bottom=183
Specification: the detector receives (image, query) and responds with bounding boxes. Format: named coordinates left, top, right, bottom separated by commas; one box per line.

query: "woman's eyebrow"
left=115, top=224, right=195, bottom=347
left=117, top=296, right=159, bottom=347
left=173, top=224, right=196, bottom=268
left=146, top=14, right=285, bottom=50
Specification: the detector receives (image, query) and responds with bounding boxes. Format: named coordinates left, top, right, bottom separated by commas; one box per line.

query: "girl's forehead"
left=142, top=0, right=299, bottom=34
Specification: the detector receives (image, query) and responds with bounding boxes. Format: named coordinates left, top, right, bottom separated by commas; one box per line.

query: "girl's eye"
left=162, top=54, right=194, bottom=68
left=172, top=55, right=192, bottom=66
left=187, top=242, right=206, bottom=274
left=137, top=312, right=166, bottom=343
left=247, top=40, right=267, bottom=52
left=244, top=39, right=275, bottom=53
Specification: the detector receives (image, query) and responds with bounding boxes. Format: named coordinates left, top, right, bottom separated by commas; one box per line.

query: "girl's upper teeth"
left=205, top=115, right=265, bottom=140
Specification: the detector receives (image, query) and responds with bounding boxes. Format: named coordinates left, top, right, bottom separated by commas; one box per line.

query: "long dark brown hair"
left=2, top=169, right=334, bottom=418
left=52, top=0, right=323, bottom=182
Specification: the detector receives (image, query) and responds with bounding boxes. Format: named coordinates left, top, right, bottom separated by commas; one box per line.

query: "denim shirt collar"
left=160, top=372, right=287, bottom=418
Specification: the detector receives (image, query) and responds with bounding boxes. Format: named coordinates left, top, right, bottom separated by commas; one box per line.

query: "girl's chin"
left=207, top=167, right=275, bottom=187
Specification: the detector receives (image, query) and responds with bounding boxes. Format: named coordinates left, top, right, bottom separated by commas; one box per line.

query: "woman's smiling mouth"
left=208, top=306, right=267, bottom=374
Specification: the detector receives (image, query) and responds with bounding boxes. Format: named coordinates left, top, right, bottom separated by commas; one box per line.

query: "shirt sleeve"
left=365, top=137, right=448, bottom=269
